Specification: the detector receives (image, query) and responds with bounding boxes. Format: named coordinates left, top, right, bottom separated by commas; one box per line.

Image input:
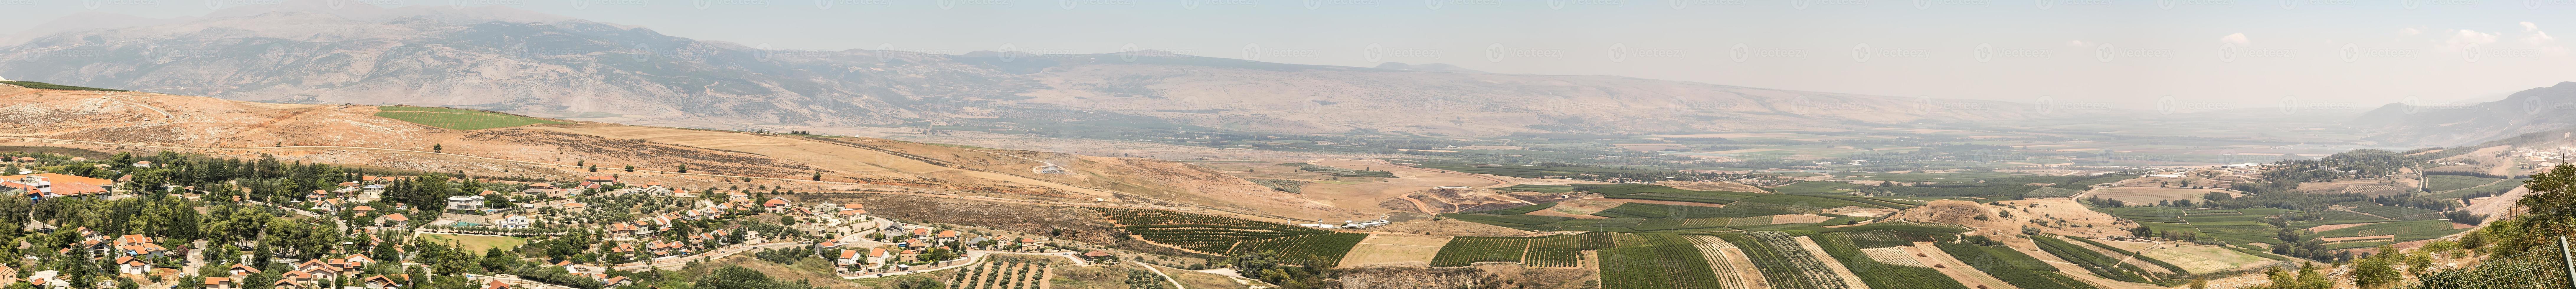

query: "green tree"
left=1125, top=270, right=1167, bottom=289
left=623, top=165, right=634, bottom=173
left=696, top=266, right=810, bottom=289
left=2351, top=246, right=2402, bottom=289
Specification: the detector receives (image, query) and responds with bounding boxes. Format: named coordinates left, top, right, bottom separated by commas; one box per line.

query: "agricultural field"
left=2347, top=205, right=2441, bottom=220
left=1335, top=234, right=1451, bottom=267
left=1936, top=239, right=2099, bottom=289
left=2086, top=187, right=2233, bottom=206
left=948, top=260, right=1052, bottom=289
left=1719, top=231, right=1851, bottom=289
left=1681, top=236, right=1754, bottom=289
left=1466, top=202, right=1556, bottom=215
left=1493, top=184, right=1576, bottom=193
left=1527, top=234, right=1592, bottom=267
left=2311, top=219, right=2474, bottom=244
left=1771, top=181, right=1868, bottom=195
left=2086, top=239, right=2274, bottom=274
left=2423, top=175, right=2503, bottom=192
left=2426, top=178, right=2524, bottom=199
left=1816, top=232, right=1969, bottom=289
left=1425, top=233, right=1600, bottom=267
left=1411, top=162, right=1669, bottom=178
left=1091, top=208, right=1363, bottom=266
left=2031, top=235, right=2156, bottom=283
left=1597, top=234, right=1730, bottom=289
left=1426, top=237, right=1531, bottom=267
left=373, top=106, right=571, bottom=130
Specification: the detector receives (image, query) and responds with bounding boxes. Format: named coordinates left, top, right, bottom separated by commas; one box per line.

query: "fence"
left=2402, top=236, right=2575, bottom=289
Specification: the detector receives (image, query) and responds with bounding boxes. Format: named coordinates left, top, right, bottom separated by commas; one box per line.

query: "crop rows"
left=948, top=261, right=1050, bottom=289
left=1841, top=230, right=1914, bottom=249
left=1683, top=236, right=1752, bottom=289
left=1428, top=237, right=1533, bottom=267
left=1598, top=234, right=1727, bottom=289
left=1225, top=233, right=1367, bottom=266
left=1526, top=234, right=1588, bottom=267
left=1091, top=208, right=1361, bottom=265
left=1935, top=240, right=2099, bottom=289
left=1719, top=231, right=1848, bottom=289
left=2032, top=235, right=2155, bottom=283
left=1815, top=232, right=1967, bottom=289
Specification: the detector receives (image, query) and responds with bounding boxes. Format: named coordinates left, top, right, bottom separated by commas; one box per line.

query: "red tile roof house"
left=836, top=249, right=861, bottom=265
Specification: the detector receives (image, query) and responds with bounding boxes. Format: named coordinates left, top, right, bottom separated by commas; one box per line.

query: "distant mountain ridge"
left=0, top=1, right=2056, bottom=137
left=2356, top=81, right=2576, bottom=147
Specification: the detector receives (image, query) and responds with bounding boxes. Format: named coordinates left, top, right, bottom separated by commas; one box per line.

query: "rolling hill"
left=0, top=82, right=1352, bottom=221
left=0, top=1, right=2053, bottom=138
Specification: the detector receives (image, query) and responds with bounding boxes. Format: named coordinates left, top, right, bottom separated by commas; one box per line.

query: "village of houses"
left=0, top=154, right=1127, bottom=289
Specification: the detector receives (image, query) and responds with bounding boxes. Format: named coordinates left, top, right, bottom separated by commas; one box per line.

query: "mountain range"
left=2356, top=81, right=2576, bottom=147
left=0, top=1, right=2058, bottom=138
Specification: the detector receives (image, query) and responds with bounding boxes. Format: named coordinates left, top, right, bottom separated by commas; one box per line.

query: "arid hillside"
left=0, top=84, right=1362, bottom=220
left=0, top=3, right=2060, bottom=138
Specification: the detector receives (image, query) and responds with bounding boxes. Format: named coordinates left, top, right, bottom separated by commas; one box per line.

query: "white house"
left=445, top=195, right=486, bottom=211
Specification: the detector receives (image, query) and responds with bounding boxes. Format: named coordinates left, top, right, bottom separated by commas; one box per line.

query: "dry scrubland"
left=0, top=86, right=1394, bottom=222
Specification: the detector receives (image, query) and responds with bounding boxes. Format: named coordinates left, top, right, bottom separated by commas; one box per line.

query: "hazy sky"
left=4, top=0, right=2571, bottom=112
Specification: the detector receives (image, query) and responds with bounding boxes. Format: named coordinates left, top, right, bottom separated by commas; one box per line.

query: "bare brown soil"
left=1337, top=234, right=1454, bottom=267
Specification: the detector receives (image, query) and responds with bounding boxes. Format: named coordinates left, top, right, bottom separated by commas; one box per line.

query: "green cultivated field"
left=0, top=81, right=126, bottom=91
left=1818, top=232, right=1968, bottom=289
left=1937, top=239, right=2100, bottom=289
left=2313, top=219, right=2471, bottom=242
left=375, top=106, right=570, bottom=130
left=1427, top=237, right=1534, bottom=267
left=1090, top=208, right=1362, bottom=266
left=2423, top=175, right=2502, bottom=192
left=1598, top=234, right=1728, bottom=289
